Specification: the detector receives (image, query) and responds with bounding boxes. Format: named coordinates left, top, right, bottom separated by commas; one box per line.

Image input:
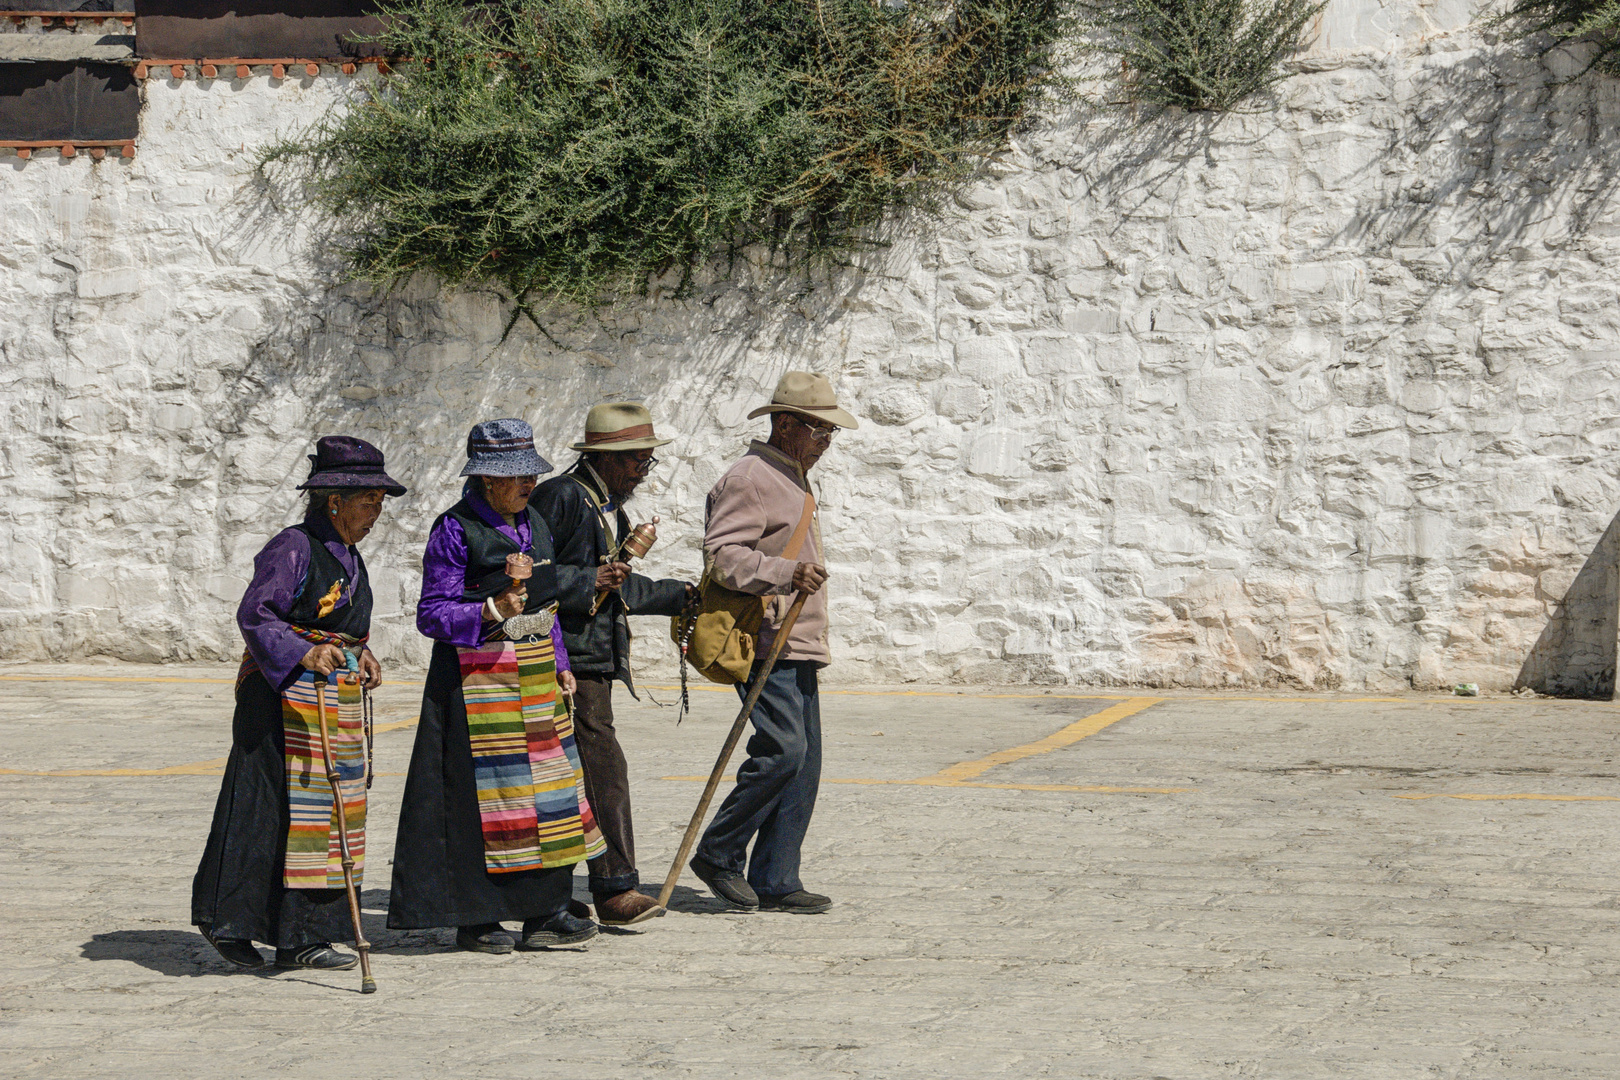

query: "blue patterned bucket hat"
left=460, top=418, right=553, bottom=477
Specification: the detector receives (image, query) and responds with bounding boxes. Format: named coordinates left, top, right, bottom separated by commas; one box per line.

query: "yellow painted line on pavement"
left=0, top=674, right=235, bottom=684
left=659, top=774, right=1188, bottom=794
left=927, top=696, right=1165, bottom=782
left=1396, top=793, right=1620, bottom=802
left=0, top=758, right=229, bottom=777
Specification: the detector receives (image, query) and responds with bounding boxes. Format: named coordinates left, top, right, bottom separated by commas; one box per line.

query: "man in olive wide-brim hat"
left=529, top=402, right=693, bottom=926
left=687, top=371, right=857, bottom=915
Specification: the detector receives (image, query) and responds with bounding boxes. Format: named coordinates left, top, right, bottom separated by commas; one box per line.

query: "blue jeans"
left=696, top=660, right=822, bottom=897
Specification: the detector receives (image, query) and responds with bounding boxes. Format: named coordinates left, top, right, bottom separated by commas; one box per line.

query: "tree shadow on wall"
left=1049, top=97, right=1251, bottom=224
left=1515, top=505, right=1620, bottom=699
left=1332, top=40, right=1620, bottom=287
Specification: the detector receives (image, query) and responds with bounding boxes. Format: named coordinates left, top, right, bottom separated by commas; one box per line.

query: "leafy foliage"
left=1077, top=0, right=1323, bottom=110
left=1498, top=0, right=1620, bottom=76
left=263, top=0, right=1074, bottom=305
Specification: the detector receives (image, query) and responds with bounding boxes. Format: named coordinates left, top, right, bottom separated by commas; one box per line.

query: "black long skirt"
left=386, top=641, right=571, bottom=929
left=191, top=671, right=353, bottom=950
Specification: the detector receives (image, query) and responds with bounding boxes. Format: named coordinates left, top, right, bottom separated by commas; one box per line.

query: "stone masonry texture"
left=6, top=4, right=1620, bottom=690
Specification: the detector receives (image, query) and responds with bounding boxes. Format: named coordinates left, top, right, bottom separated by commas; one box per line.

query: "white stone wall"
left=5, top=5, right=1620, bottom=690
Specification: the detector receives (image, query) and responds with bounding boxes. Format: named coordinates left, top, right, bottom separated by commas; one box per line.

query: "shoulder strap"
left=568, top=473, right=620, bottom=558
left=781, top=490, right=817, bottom=562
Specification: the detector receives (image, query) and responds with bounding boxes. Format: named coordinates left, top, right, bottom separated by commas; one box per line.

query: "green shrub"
left=1078, top=0, right=1324, bottom=111
left=262, top=0, right=1074, bottom=306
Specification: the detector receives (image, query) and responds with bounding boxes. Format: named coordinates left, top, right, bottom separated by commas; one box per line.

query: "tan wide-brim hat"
left=569, top=401, right=675, bottom=452
left=745, top=371, right=860, bottom=429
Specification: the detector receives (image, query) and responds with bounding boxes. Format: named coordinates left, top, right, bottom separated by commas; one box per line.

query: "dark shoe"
left=274, top=944, right=358, bottom=970
left=456, top=924, right=516, bottom=954
left=568, top=898, right=594, bottom=921
left=199, top=925, right=265, bottom=969
left=594, top=889, right=665, bottom=926
left=689, top=855, right=759, bottom=911
left=517, top=911, right=598, bottom=950
left=759, top=889, right=832, bottom=914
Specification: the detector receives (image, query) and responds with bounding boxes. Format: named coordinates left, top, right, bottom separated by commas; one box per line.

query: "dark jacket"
left=529, top=462, right=689, bottom=694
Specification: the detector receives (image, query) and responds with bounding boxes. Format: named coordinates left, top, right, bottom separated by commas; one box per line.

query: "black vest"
left=439, top=499, right=558, bottom=613
left=285, top=522, right=373, bottom=638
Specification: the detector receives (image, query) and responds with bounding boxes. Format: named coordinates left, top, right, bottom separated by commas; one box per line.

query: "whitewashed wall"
left=4, top=3, right=1620, bottom=690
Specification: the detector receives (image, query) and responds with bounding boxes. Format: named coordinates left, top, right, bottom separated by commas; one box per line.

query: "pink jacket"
left=704, top=441, right=828, bottom=665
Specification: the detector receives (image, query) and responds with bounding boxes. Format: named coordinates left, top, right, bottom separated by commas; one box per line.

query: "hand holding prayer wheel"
left=590, top=517, right=659, bottom=615
left=485, top=553, right=531, bottom=621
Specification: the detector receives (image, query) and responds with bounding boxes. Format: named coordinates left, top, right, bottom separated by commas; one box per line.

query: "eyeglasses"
left=630, top=455, right=659, bottom=474
left=793, top=416, right=838, bottom=442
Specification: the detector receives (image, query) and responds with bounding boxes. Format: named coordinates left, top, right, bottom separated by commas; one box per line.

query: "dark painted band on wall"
left=0, top=62, right=139, bottom=141
left=135, top=0, right=386, bottom=59
left=0, top=2, right=133, bottom=10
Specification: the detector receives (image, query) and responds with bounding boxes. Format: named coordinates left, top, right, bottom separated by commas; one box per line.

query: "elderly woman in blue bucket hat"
left=192, top=435, right=407, bottom=973
left=387, top=419, right=603, bottom=954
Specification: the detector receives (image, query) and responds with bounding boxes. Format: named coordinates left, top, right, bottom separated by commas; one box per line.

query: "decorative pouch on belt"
left=673, top=490, right=814, bottom=685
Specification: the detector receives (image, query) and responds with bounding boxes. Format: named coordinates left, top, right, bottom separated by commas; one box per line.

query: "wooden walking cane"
left=314, top=674, right=377, bottom=994
left=656, top=589, right=811, bottom=912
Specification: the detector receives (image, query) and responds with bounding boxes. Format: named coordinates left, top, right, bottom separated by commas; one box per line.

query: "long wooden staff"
left=315, top=674, right=377, bottom=994
left=656, top=590, right=810, bottom=911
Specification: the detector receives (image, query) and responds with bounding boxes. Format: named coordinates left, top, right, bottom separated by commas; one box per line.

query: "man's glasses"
left=629, top=454, right=659, bottom=474
left=793, top=416, right=838, bottom=442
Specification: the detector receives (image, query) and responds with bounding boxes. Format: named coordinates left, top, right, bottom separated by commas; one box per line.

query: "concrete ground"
left=3, top=663, right=1620, bottom=1079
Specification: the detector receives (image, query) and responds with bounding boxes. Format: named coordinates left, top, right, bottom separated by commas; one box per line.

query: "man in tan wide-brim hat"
left=529, top=402, right=692, bottom=927
left=687, top=371, right=857, bottom=915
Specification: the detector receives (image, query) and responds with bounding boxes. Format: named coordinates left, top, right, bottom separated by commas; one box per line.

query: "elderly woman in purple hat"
left=387, top=419, right=602, bottom=955
left=192, top=435, right=407, bottom=973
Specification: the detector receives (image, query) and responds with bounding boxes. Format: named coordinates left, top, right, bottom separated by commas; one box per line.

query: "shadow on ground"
left=79, top=930, right=218, bottom=977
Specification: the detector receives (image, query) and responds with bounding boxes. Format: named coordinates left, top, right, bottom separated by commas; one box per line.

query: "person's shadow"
left=79, top=930, right=220, bottom=978
left=660, top=883, right=742, bottom=915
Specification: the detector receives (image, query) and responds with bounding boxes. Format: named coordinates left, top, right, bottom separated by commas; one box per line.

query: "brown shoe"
left=567, top=898, right=593, bottom=920
left=593, top=889, right=665, bottom=926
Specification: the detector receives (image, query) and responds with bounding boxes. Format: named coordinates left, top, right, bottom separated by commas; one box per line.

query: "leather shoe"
left=456, top=924, right=515, bottom=954
left=759, top=889, right=832, bottom=914
left=199, top=925, right=265, bottom=968
left=274, top=944, right=358, bottom=970
left=568, top=898, right=593, bottom=920
left=594, top=889, right=665, bottom=926
left=689, top=855, right=759, bottom=911
left=517, top=911, right=598, bottom=950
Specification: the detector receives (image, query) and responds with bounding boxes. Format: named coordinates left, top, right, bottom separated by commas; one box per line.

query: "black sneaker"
left=274, top=944, right=358, bottom=970
left=517, top=911, right=598, bottom=950
left=456, top=924, right=516, bottom=954
left=689, top=855, right=759, bottom=911
left=199, top=925, right=265, bottom=968
left=758, top=890, right=832, bottom=914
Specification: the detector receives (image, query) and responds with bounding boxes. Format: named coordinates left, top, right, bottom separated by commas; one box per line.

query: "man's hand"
left=595, top=562, right=631, bottom=591
left=792, top=562, right=828, bottom=594
left=558, top=670, right=577, bottom=697
left=489, top=583, right=527, bottom=620
left=358, top=649, right=382, bottom=691
left=300, top=644, right=345, bottom=677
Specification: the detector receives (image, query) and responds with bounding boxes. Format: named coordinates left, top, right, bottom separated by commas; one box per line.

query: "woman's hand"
left=300, top=644, right=345, bottom=677
left=487, top=583, right=527, bottom=620
left=358, top=649, right=382, bottom=691
left=558, top=670, right=576, bottom=698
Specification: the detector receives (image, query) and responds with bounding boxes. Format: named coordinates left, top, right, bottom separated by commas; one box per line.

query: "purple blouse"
left=416, top=490, right=570, bottom=670
left=237, top=510, right=364, bottom=692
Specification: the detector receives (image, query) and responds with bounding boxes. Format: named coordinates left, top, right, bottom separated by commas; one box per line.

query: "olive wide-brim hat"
left=297, top=435, right=407, bottom=496
left=745, top=371, right=859, bottom=429
left=569, top=401, right=675, bottom=452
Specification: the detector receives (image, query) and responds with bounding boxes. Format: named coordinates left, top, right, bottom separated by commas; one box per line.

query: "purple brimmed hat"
left=297, top=435, right=407, bottom=496
left=460, top=418, right=553, bottom=477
